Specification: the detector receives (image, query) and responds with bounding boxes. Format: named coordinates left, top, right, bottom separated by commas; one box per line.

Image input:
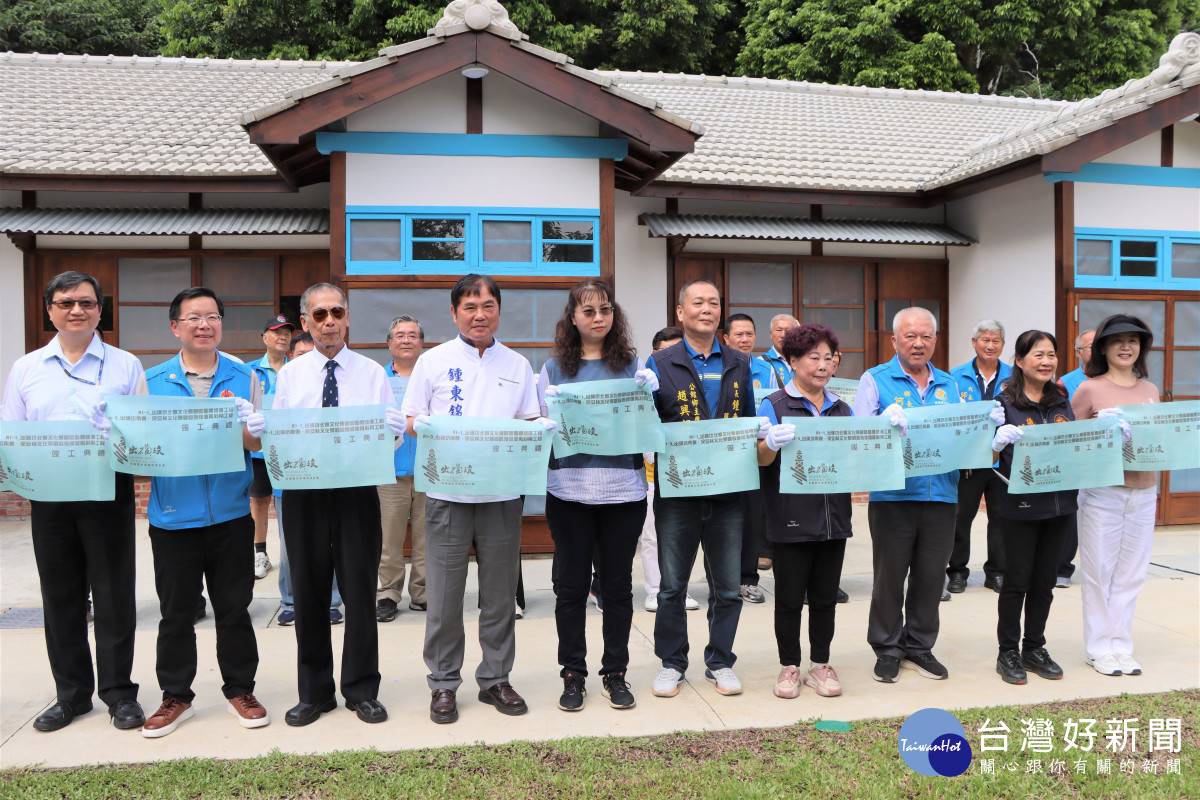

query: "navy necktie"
left=322, top=360, right=339, bottom=408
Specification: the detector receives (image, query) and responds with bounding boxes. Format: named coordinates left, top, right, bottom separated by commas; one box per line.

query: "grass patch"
left=3, top=690, right=1197, bottom=799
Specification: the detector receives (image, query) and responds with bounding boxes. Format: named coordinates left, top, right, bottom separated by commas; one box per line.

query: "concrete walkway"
left=1, top=509, right=1196, bottom=769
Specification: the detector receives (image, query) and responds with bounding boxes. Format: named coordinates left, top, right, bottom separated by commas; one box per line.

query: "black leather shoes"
left=346, top=698, right=388, bottom=723
left=946, top=576, right=967, bottom=593
left=284, top=697, right=337, bottom=727
left=33, top=700, right=91, bottom=732
left=110, top=698, right=145, bottom=729
left=478, top=682, right=528, bottom=716
left=984, top=575, right=1004, bottom=593
left=430, top=689, right=458, bottom=724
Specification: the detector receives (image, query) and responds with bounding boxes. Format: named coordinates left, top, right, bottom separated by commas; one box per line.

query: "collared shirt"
left=2, top=332, right=146, bottom=421
left=646, top=337, right=725, bottom=414
left=142, top=352, right=263, bottom=408
left=760, top=347, right=793, bottom=387
left=403, top=335, right=539, bottom=503
left=758, top=381, right=840, bottom=423
left=852, top=360, right=956, bottom=416
left=273, top=343, right=392, bottom=411
left=251, top=353, right=287, bottom=397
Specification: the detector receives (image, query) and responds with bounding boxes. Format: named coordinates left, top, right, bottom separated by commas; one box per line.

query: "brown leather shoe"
left=227, top=693, right=270, bottom=729
left=478, top=682, right=528, bottom=716
left=141, top=697, right=194, bottom=739
left=430, top=689, right=458, bottom=724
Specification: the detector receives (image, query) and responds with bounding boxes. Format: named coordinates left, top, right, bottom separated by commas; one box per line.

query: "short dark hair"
left=289, top=331, right=313, bottom=353
left=451, top=273, right=501, bottom=309
left=781, top=323, right=839, bottom=361
left=724, top=313, right=755, bottom=330
left=169, top=287, right=224, bottom=322
left=677, top=279, right=719, bottom=305
left=652, top=326, right=684, bottom=350
left=1003, top=330, right=1067, bottom=409
left=44, top=271, right=102, bottom=307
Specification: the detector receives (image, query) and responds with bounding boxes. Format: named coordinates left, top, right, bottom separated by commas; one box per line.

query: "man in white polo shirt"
left=402, top=273, right=551, bottom=725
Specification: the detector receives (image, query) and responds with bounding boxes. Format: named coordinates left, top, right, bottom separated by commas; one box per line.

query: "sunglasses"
left=50, top=299, right=99, bottom=311
left=306, top=306, right=346, bottom=323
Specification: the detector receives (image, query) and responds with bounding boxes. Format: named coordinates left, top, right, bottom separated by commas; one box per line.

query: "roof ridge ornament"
left=432, top=0, right=522, bottom=37
left=1150, top=32, right=1200, bottom=84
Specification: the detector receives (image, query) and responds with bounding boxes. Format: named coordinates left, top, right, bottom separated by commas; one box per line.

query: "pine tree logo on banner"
left=665, top=455, right=683, bottom=489
left=112, top=434, right=128, bottom=465
left=1020, top=456, right=1035, bottom=486
left=903, top=438, right=914, bottom=470
left=267, top=445, right=284, bottom=481
left=423, top=449, right=440, bottom=485
left=791, top=450, right=807, bottom=485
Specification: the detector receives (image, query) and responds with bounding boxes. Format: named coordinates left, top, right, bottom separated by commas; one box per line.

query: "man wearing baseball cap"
left=248, top=314, right=296, bottom=579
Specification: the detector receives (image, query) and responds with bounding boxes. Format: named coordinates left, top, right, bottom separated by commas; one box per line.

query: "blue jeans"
left=653, top=495, right=743, bottom=673
left=276, top=495, right=341, bottom=611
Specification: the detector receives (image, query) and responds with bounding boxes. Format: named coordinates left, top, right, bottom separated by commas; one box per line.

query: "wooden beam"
left=1162, top=124, right=1174, bottom=168
left=21, top=191, right=35, bottom=210
left=665, top=198, right=678, bottom=215
left=599, top=159, right=615, bottom=290
left=637, top=181, right=925, bottom=208
left=188, top=193, right=203, bottom=250
left=466, top=77, right=483, bottom=134
left=1042, top=86, right=1200, bottom=174
left=0, top=175, right=296, bottom=193
left=247, top=36, right=477, bottom=145
left=1053, top=181, right=1074, bottom=368
left=20, top=234, right=37, bottom=353
left=330, top=152, right=346, bottom=285
left=810, top=202, right=823, bottom=256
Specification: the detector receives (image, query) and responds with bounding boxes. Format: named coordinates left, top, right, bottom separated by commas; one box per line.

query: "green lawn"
left=4, top=691, right=1197, bottom=799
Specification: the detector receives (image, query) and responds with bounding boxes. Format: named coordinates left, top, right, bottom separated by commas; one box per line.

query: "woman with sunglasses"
left=1071, top=314, right=1159, bottom=677
left=987, top=330, right=1076, bottom=685
left=539, top=279, right=656, bottom=712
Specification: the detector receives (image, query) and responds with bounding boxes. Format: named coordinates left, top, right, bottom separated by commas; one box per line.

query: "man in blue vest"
left=248, top=314, right=295, bottom=580
left=759, top=314, right=798, bottom=388
left=1053, top=328, right=1094, bottom=588
left=946, top=319, right=1012, bottom=594
left=852, top=306, right=961, bottom=684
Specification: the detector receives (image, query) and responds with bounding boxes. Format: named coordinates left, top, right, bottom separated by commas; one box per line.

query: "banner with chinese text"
left=0, top=421, right=115, bottom=501
left=261, top=405, right=395, bottom=490
left=902, top=400, right=998, bottom=477
left=658, top=417, right=761, bottom=497
left=1009, top=417, right=1123, bottom=494
left=1120, top=401, right=1200, bottom=471
left=106, top=395, right=244, bottom=477
left=778, top=415, right=904, bottom=494
left=546, top=379, right=664, bottom=457
left=415, top=416, right=552, bottom=496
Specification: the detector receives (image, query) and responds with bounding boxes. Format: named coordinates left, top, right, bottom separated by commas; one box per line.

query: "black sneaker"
left=557, top=671, right=586, bottom=712
left=602, top=671, right=636, bottom=709
left=1022, top=647, right=1064, bottom=680
left=901, top=651, right=949, bottom=680
left=376, top=598, right=398, bottom=623
left=996, top=649, right=1027, bottom=684
left=873, top=655, right=900, bottom=683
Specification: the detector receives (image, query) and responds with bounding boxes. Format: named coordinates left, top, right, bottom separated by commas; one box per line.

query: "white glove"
left=88, top=400, right=111, bottom=440
left=764, top=423, right=796, bottom=452
left=543, top=384, right=561, bottom=398
left=1096, top=407, right=1124, bottom=419
left=414, top=414, right=432, bottom=434
left=244, top=412, right=267, bottom=438
left=234, top=397, right=254, bottom=425
left=385, top=407, right=406, bottom=436
left=757, top=416, right=771, bottom=440
left=1117, top=419, right=1132, bottom=443
left=634, top=368, right=659, bottom=393
left=883, top=403, right=909, bottom=437
left=536, top=416, right=559, bottom=434
left=988, top=401, right=1006, bottom=426
left=992, top=424, right=1023, bottom=450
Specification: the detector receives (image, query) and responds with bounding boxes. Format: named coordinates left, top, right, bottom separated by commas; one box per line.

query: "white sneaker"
left=514, top=602, right=525, bottom=620
left=652, top=668, right=684, bottom=697
left=704, top=667, right=742, bottom=695
left=644, top=594, right=659, bottom=612
left=739, top=584, right=765, bottom=603
left=1085, top=654, right=1122, bottom=676
left=253, top=551, right=271, bottom=580
left=685, top=594, right=700, bottom=611
left=1114, top=653, right=1142, bottom=675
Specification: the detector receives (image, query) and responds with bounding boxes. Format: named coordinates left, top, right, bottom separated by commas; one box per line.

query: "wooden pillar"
left=330, top=152, right=346, bottom=284
left=1162, top=125, right=1174, bottom=167
left=1053, top=181, right=1075, bottom=367
left=810, top=203, right=823, bottom=256
left=466, top=78, right=483, bottom=134
left=599, top=158, right=615, bottom=289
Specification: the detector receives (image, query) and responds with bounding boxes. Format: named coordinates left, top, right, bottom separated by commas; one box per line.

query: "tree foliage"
left=0, top=0, right=164, bottom=55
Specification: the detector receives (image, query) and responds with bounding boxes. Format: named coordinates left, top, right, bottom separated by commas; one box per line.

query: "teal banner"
left=1120, top=400, right=1200, bottom=471
left=826, top=378, right=859, bottom=407
left=415, top=416, right=552, bottom=496
left=754, top=386, right=775, bottom=412
left=658, top=418, right=761, bottom=498
left=261, top=405, right=396, bottom=490
left=106, top=395, right=244, bottom=477
left=388, top=376, right=409, bottom=408
left=778, top=415, right=904, bottom=494
left=902, top=400, right=997, bottom=477
left=1009, top=417, right=1124, bottom=494
left=546, top=379, right=664, bottom=457
left=0, top=421, right=115, bottom=502
left=261, top=394, right=274, bottom=410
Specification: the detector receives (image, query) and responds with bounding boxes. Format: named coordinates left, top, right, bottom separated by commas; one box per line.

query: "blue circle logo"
left=898, top=708, right=973, bottom=777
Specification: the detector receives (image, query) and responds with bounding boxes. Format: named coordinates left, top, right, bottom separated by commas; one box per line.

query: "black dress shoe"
left=33, top=700, right=91, bottom=732
left=946, top=576, right=967, bottom=593
left=109, top=698, right=145, bottom=729
left=284, top=697, right=337, bottom=727
left=430, top=689, right=458, bottom=724
left=478, top=682, right=528, bottom=716
left=984, top=575, right=1004, bottom=593
left=346, top=698, right=388, bottom=723
left=836, top=587, right=849, bottom=603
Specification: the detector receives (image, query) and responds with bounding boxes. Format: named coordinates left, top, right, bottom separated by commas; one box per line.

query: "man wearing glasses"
left=1, top=271, right=147, bottom=732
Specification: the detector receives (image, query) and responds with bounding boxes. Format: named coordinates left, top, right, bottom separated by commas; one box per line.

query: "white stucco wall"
left=946, top=176, right=1056, bottom=368
left=1175, top=121, right=1200, bottom=169
left=204, top=183, right=330, bottom=209
left=615, top=192, right=668, bottom=358
left=203, top=234, right=329, bottom=249
left=1075, top=183, right=1200, bottom=232
left=0, top=237, right=24, bottom=384
left=349, top=73, right=465, bottom=133
left=34, top=235, right=190, bottom=249
left=1094, top=135, right=1162, bottom=166
left=484, top=73, right=598, bottom=137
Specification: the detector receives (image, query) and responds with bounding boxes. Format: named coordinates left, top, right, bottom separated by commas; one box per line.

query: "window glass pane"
left=348, top=288, right=460, bottom=345
left=137, top=353, right=171, bottom=371
left=353, top=347, right=391, bottom=368
left=1079, top=299, right=1165, bottom=341
left=542, top=243, right=593, bottom=263
left=1145, top=350, right=1163, bottom=389
left=1172, top=347, right=1199, bottom=396
left=218, top=304, right=274, bottom=352
left=118, top=258, right=191, bottom=302
left=508, top=347, right=552, bottom=373
left=802, top=264, right=864, bottom=305
left=350, top=220, right=403, bottom=262
left=834, top=351, right=864, bottom=379
left=1119, top=259, right=1157, bottom=277
left=1120, top=240, right=1157, bottom=259
left=728, top=262, right=792, bottom=304
left=413, top=241, right=465, bottom=261
left=483, top=221, right=532, bottom=263
left=1174, top=302, right=1199, bottom=346
left=543, top=221, right=593, bottom=241
left=202, top=258, right=273, bottom=302
left=802, top=308, right=864, bottom=349
left=1169, top=467, right=1200, bottom=493
left=495, top=290, right=569, bottom=343
left=522, top=494, right=547, bottom=515
left=412, top=219, right=464, bottom=239
left=1172, top=243, right=1200, bottom=280
left=725, top=306, right=776, bottom=351
left=1076, top=239, right=1111, bottom=276
left=118, top=305, right=178, bottom=351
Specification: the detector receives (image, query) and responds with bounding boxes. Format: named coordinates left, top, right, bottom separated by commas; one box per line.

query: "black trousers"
left=996, top=514, right=1070, bottom=653
left=281, top=486, right=382, bottom=704
left=948, top=468, right=1005, bottom=580
left=740, top=488, right=767, bottom=585
left=148, top=514, right=258, bottom=702
left=1057, top=512, right=1078, bottom=579
left=546, top=493, right=646, bottom=677
left=773, top=538, right=846, bottom=665
left=29, top=473, right=138, bottom=710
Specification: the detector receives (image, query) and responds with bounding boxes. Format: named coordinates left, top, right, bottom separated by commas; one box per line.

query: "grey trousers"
left=423, top=497, right=523, bottom=692
left=867, top=501, right=956, bottom=658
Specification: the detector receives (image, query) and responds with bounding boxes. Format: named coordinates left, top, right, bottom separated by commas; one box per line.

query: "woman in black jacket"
left=989, top=329, right=1077, bottom=685
left=756, top=323, right=852, bottom=700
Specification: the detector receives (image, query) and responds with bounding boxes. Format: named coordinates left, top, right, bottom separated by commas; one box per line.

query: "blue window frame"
left=1074, top=229, right=1200, bottom=290
left=346, top=207, right=601, bottom=276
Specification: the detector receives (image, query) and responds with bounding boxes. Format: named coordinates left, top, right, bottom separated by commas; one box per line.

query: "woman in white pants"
left=1071, top=314, right=1159, bottom=677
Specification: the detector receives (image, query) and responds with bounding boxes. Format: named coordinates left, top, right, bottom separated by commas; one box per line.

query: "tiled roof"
left=0, top=207, right=329, bottom=235
left=640, top=213, right=975, bottom=245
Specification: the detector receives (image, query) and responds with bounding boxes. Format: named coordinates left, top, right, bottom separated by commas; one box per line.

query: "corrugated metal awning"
left=640, top=213, right=974, bottom=246
left=0, top=207, right=329, bottom=235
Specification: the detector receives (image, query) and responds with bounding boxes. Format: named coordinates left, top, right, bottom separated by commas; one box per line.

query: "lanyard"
left=55, top=347, right=105, bottom=387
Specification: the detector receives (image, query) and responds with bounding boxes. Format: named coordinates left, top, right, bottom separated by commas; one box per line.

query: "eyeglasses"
left=579, top=306, right=614, bottom=318
left=50, top=299, right=99, bottom=311
left=390, top=333, right=421, bottom=342
left=175, top=314, right=224, bottom=326
left=306, top=306, right=346, bottom=323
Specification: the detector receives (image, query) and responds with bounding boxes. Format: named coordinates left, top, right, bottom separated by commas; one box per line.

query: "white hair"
left=1075, top=329, right=1096, bottom=349
left=971, top=319, right=1005, bottom=340
left=769, top=313, right=799, bottom=328
left=892, top=306, right=938, bottom=333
